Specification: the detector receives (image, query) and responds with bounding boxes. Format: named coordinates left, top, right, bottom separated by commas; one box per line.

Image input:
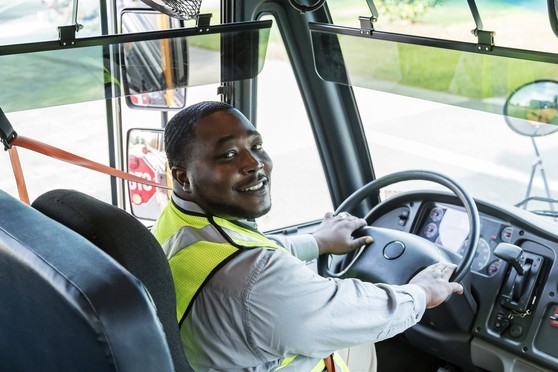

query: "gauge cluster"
left=418, top=203, right=512, bottom=275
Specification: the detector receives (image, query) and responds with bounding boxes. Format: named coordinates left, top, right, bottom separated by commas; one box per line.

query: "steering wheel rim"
left=318, top=170, right=480, bottom=283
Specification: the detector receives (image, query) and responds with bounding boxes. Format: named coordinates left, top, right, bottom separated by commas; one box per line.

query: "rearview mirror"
left=127, top=128, right=170, bottom=220
left=504, top=79, right=558, bottom=137
left=121, top=9, right=186, bottom=110
left=120, top=10, right=271, bottom=111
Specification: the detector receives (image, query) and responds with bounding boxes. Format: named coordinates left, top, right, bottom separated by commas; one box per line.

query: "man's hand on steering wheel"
left=313, top=212, right=373, bottom=256
left=318, top=170, right=480, bottom=284
left=409, top=263, right=464, bottom=309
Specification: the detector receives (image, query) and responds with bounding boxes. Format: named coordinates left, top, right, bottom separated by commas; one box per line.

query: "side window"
left=255, top=16, right=333, bottom=231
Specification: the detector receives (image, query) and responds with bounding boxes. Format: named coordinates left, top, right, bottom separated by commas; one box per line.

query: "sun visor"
left=309, top=22, right=558, bottom=124
left=0, top=19, right=271, bottom=113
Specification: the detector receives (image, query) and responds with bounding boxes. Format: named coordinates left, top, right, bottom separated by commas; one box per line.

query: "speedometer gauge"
left=458, top=238, right=491, bottom=272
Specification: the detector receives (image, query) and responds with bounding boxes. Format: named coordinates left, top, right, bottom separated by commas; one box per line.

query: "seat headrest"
left=0, top=189, right=174, bottom=372
left=32, top=188, right=192, bottom=372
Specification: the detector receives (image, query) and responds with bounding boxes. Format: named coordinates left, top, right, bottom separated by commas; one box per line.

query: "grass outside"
left=335, top=35, right=558, bottom=100
left=321, top=0, right=558, bottom=101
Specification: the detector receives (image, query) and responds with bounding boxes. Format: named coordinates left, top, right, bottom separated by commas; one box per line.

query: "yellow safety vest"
left=152, top=200, right=349, bottom=372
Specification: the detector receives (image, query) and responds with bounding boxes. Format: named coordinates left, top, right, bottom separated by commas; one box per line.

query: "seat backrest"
left=0, top=188, right=174, bottom=372
left=32, top=189, right=193, bottom=372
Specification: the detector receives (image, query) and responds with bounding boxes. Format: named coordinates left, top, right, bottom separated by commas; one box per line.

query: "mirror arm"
left=467, top=0, right=495, bottom=51
left=196, top=13, right=212, bottom=30
left=358, top=16, right=375, bottom=35
left=358, top=0, right=379, bottom=36
left=365, top=0, right=379, bottom=23
left=71, top=0, right=79, bottom=30
left=467, top=0, right=484, bottom=32
left=57, top=0, right=84, bottom=47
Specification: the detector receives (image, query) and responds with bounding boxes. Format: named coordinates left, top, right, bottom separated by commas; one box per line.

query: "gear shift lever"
left=494, top=242, right=543, bottom=314
left=494, top=242, right=525, bottom=275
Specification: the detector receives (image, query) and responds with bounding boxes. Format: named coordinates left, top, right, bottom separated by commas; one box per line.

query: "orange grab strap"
left=8, top=135, right=170, bottom=204
left=8, top=146, right=30, bottom=205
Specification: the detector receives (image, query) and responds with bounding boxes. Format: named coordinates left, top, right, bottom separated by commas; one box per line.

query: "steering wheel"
left=318, top=170, right=480, bottom=284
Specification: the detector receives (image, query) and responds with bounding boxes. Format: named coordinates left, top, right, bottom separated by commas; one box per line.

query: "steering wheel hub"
left=383, top=241, right=406, bottom=259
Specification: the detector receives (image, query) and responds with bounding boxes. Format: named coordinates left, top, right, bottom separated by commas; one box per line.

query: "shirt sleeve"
left=266, top=233, right=319, bottom=262
left=245, top=249, right=427, bottom=359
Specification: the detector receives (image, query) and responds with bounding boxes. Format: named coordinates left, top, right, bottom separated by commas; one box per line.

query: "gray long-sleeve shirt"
left=179, top=210, right=426, bottom=371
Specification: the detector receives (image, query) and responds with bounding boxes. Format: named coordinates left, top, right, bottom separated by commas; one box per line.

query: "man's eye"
left=253, top=143, right=263, bottom=151
left=221, top=150, right=236, bottom=159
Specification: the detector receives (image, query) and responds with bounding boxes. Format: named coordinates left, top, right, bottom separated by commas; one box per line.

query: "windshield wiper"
left=516, top=196, right=558, bottom=219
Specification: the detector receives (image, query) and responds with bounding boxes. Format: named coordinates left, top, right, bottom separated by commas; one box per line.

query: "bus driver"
left=151, top=101, right=463, bottom=371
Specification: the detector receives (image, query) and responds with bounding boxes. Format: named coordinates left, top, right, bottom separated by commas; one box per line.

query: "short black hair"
left=165, top=101, right=232, bottom=168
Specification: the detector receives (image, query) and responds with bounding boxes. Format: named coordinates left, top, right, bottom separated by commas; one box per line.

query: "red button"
left=550, top=306, right=558, bottom=328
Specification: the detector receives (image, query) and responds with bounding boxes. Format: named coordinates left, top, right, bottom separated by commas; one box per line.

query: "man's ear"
left=171, top=166, right=191, bottom=192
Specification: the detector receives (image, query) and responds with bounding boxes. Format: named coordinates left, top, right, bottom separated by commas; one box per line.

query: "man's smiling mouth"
left=239, top=177, right=268, bottom=192
left=241, top=182, right=264, bottom=192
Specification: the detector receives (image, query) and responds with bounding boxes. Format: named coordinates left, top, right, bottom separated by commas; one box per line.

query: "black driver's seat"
left=0, top=188, right=174, bottom=371
left=32, top=189, right=193, bottom=372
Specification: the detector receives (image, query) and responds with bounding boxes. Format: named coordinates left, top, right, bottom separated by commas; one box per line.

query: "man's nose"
left=241, top=152, right=264, bottom=174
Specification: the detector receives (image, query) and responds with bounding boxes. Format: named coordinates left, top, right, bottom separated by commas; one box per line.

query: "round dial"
left=487, top=260, right=502, bottom=275
left=458, top=238, right=491, bottom=271
left=501, top=226, right=513, bottom=243
left=423, top=222, right=438, bottom=239
left=429, top=207, right=444, bottom=222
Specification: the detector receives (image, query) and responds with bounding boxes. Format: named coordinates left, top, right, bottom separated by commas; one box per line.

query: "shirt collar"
left=171, top=192, right=259, bottom=229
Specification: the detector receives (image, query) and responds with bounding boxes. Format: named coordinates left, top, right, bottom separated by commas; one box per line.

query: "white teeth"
left=242, top=182, right=264, bottom=192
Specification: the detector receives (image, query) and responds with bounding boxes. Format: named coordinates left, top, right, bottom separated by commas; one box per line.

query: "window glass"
left=0, top=0, right=102, bottom=45
left=328, top=0, right=558, bottom=54
left=0, top=101, right=111, bottom=203
left=0, top=0, right=226, bottom=207
left=0, top=23, right=270, bottom=113
left=322, top=1, right=558, bottom=214
left=311, top=28, right=558, bottom=121
left=354, top=88, right=548, bottom=207
left=255, top=15, right=333, bottom=231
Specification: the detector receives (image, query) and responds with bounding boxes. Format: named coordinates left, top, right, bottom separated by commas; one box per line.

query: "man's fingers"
left=451, top=282, right=464, bottom=294
left=353, top=235, right=373, bottom=249
left=441, top=264, right=457, bottom=278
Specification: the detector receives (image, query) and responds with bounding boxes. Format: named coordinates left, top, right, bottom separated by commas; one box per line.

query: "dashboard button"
left=509, top=324, right=523, bottom=338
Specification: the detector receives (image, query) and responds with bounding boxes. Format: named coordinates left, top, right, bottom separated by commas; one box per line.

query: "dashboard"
left=417, top=202, right=509, bottom=276
left=363, top=190, right=558, bottom=372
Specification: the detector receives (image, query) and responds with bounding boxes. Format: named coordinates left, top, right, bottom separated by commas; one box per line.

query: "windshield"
left=0, top=22, right=270, bottom=113
left=326, top=0, right=558, bottom=216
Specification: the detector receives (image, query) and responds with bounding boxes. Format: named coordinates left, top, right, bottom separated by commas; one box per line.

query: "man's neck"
left=171, top=192, right=259, bottom=230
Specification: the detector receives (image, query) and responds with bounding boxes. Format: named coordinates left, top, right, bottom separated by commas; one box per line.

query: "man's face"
left=182, top=109, right=273, bottom=220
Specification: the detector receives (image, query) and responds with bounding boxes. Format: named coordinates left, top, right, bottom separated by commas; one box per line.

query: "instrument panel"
left=364, top=191, right=558, bottom=371
left=417, top=203, right=511, bottom=275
